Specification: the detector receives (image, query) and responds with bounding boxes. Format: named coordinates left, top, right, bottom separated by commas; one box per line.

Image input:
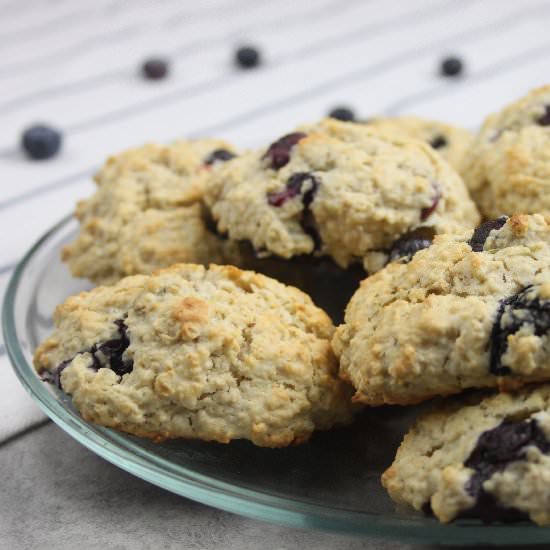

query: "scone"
left=333, top=214, right=550, bottom=406
left=205, top=119, right=479, bottom=319
left=383, top=386, right=550, bottom=525
left=62, top=140, right=238, bottom=285
left=462, top=84, right=550, bottom=218
left=34, top=264, right=354, bottom=447
left=364, top=115, right=473, bottom=173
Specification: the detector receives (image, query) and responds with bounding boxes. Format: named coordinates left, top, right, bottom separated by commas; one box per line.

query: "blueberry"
left=420, top=183, right=441, bottom=221
left=328, top=106, right=355, bottom=122
left=267, top=172, right=321, bottom=250
left=536, top=105, right=550, bottom=126
left=429, top=135, right=447, bottom=149
left=42, top=319, right=133, bottom=388
left=458, top=418, right=550, bottom=523
left=21, top=125, right=62, bottom=160
left=468, top=217, right=507, bottom=252
left=388, top=227, right=435, bottom=264
left=489, top=285, right=550, bottom=376
left=141, top=58, right=169, bottom=80
left=440, top=56, right=463, bottom=77
left=235, top=46, right=261, bottom=69
left=263, top=132, right=306, bottom=170
left=203, top=149, right=236, bottom=165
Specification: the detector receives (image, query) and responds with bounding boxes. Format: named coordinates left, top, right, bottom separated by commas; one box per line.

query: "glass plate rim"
left=3, top=214, right=550, bottom=545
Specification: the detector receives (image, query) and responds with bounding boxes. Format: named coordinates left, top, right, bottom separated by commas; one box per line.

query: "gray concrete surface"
left=0, top=423, right=544, bottom=550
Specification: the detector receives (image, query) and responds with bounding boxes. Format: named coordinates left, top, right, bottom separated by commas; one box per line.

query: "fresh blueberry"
left=468, top=217, right=507, bottom=252
left=142, top=58, right=169, bottom=80
left=440, top=56, right=463, bottom=77
left=536, top=105, right=550, bottom=126
left=489, top=285, right=550, bottom=376
left=328, top=106, right=355, bottom=122
left=203, top=149, right=236, bottom=165
left=263, top=132, right=306, bottom=170
left=235, top=46, right=261, bottom=69
left=429, top=135, right=447, bottom=149
left=21, top=125, right=62, bottom=160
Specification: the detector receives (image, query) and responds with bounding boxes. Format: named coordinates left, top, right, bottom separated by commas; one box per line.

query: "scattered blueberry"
left=440, top=56, right=463, bottom=77
left=468, top=217, right=507, bottom=252
left=420, top=183, right=441, bottom=221
left=489, top=285, right=550, bottom=376
left=458, top=418, right=550, bottom=522
left=203, top=149, right=236, bottom=165
left=388, top=227, right=435, bottom=264
left=142, top=58, right=169, bottom=80
left=235, top=46, right=261, bottom=69
left=263, top=132, right=306, bottom=170
left=21, top=125, right=62, bottom=160
left=429, top=135, right=447, bottom=149
left=536, top=105, right=550, bottom=126
left=328, top=106, right=355, bottom=122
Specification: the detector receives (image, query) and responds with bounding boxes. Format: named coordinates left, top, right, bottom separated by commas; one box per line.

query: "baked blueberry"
left=420, top=183, right=441, bottom=221
left=204, top=148, right=236, bottom=165
left=490, top=285, right=550, bottom=376
left=21, top=125, right=62, bottom=160
left=468, top=217, right=508, bottom=252
left=262, top=132, right=306, bottom=169
left=141, top=58, right=169, bottom=80
left=388, top=227, right=435, bottom=263
left=235, top=46, right=261, bottom=69
left=536, top=105, right=550, bottom=126
left=429, top=135, right=447, bottom=149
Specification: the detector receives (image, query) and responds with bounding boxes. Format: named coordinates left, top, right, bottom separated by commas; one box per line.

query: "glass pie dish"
left=3, top=214, right=550, bottom=545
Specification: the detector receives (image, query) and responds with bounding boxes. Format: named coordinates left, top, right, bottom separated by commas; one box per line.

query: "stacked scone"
left=33, top=84, right=550, bottom=524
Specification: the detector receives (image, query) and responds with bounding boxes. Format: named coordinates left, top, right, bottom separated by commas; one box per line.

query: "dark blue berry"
left=440, top=56, right=464, bottom=77
left=268, top=172, right=321, bottom=250
left=468, top=217, right=507, bottom=252
left=429, top=135, right=447, bottom=149
left=235, top=46, right=261, bottom=69
left=142, top=58, right=169, bottom=80
left=263, top=132, right=306, bottom=170
left=21, top=125, right=62, bottom=160
left=536, top=105, right=550, bottom=126
left=490, top=285, right=550, bottom=376
left=328, top=106, right=355, bottom=122
left=203, top=149, right=236, bottom=165
left=388, top=227, right=435, bottom=264
left=458, top=418, right=550, bottom=523
left=42, top=319, right=133, bottom=389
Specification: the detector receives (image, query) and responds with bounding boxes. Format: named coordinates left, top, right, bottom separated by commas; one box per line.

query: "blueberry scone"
left=333, top=214, right=550, bottom=405
left=462, top=84, right=550, bottom=218
left=34, top=264, right=354, bottom=446
left=205, top=119, right=479, bottom=318
left=364, top=116, right=473, bottom=173
left=383, top=386, right=550, bottom=524
left=62, top=140, right=237, bottom=284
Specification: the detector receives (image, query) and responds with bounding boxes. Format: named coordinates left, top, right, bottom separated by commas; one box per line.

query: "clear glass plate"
left=3, top=215, right=550, bottom=545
